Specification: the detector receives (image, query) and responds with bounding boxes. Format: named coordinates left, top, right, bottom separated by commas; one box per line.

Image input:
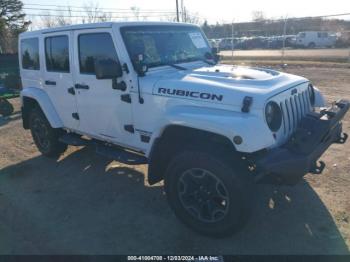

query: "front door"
left=72, top=29, right=135, bottom=147
left=43, top=31, right=78, bottom=130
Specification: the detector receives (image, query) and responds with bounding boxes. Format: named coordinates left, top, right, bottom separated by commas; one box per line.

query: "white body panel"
left=19, top=22, right=326, bottom=157
left=70, top=28, right=137, bottom=147
left=41, top=31, right=79, bottom=130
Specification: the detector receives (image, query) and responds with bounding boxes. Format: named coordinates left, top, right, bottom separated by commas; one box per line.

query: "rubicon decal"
left=157, top=88, right=223, bottom=102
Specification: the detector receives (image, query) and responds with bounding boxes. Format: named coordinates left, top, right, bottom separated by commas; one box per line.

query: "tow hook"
left=336, top=132, right=348, bottom=144
left=309, top=160, right=326, bottom=175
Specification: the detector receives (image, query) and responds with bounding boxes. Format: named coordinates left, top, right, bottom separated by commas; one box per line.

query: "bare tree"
left=83, top=2, right=101, bottom=23
left=40, top=6, right=73, bottom=28
left=83, top=2, right=114, bottom=23
left=130, top=6, right=140, bottom=21
left=57, top=6, right=72, bottom=26
left=252, top=10, right=266, bottom=22
left=182, top=7, right=200, bottom=24
left=41, top=12, right=57, bottom=28
left=161, top=15, right=177, bottom=22
left=98, top=11, right=112, bottom=22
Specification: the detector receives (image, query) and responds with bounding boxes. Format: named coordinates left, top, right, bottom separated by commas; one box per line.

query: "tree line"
left=1, top=0, right=350, bottom=54
left=0, top=0, right=30, bottom=53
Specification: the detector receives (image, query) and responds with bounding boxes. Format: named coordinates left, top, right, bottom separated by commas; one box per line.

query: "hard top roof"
left=20, top=21, right=196, bottom=37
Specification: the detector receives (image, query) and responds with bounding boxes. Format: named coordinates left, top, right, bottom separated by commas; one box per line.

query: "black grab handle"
left=45, top=80, right=56, bottom=86
left=75, top=84, right=90, bottom=90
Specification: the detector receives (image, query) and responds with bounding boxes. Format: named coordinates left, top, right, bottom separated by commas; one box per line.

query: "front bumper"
left=254, top=99, right=349, bottom=185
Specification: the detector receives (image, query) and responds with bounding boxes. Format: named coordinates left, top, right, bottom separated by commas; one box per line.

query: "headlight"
left=265, top=101, right=282, bottom=132
left=308, top=83, right=315, bottom=106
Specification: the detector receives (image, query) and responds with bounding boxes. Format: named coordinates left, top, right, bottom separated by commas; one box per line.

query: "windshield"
left=121, top=25, right=211, bottom=68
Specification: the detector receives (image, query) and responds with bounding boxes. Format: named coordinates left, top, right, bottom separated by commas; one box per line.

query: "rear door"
left=42, top=31, right=78, bottom=129
left=72, top=29, right=135, bottom=146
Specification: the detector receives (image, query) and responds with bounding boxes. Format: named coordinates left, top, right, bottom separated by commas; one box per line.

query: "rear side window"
left=45, top=35, right=70, bottom=72
left=78, top=33, right=118, bottom=74
left=21, top=38, right=40, bottom=70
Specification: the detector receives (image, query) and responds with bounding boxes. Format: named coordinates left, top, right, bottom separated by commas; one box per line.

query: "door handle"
left=75, top=84, right=90, bottom=90
left=45, top=80, right=56, bottom=86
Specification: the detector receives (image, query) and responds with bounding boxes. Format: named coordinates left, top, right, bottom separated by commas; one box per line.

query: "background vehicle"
left=19, top=22, right=349, bottom=237
left=296, top=31, right=337, bottom=48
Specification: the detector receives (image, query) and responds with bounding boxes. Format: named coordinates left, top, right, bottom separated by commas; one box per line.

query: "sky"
left=22, top=0, right=350, bottom=24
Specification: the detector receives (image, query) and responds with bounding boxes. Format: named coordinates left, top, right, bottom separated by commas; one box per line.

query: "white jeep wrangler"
left=19, top=22, right=349, bottom=237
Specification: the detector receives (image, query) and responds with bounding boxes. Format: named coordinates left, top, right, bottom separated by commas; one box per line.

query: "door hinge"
left=140, top=134, right=151, bottom=143
left=124, top=125, right=135, bottom=133
left=122, top=63, right=130, bottom=74
left=68, top=87, right=75, bottom=95
left=121, top=94, right=132, bottom=103
left=72, top=113, right=79, bottom=120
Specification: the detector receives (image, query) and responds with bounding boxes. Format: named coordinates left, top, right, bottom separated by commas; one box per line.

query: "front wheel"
left=164, top=151, right=251, bottom=237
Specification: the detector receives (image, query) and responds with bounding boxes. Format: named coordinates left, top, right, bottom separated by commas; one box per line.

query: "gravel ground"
left=0, top=65, right=349, bottom=254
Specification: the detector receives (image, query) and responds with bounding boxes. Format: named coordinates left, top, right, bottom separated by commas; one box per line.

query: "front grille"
left=280, top=89, right=312, bottom=137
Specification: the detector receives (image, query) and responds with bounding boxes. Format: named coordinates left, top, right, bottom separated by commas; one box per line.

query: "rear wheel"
left=29, top=107, right=67, bottom=157
left=164, top=150, right=251, bottom=237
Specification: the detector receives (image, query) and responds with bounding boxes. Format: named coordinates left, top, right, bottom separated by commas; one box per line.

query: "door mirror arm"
left=112, top=78, right=127, bottom=91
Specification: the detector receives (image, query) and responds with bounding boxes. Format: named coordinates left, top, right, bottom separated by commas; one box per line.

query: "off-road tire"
left=29, top=107, right=67, bottom=157
left=164, top=150, right=251, bottom=237
left=0, top=98, right=14, bottom=117
left=308, top=42, right=316, bottom=48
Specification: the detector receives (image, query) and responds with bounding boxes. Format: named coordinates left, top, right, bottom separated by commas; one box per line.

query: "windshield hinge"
left=122, top=63, right=130, bottom=74
left=242, top=96, right=253, bottom=113
left=121, top=94, right=132, bottom=103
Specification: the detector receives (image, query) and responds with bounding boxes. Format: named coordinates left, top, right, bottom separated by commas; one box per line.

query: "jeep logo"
left=158, top=88, right=223, bottom=102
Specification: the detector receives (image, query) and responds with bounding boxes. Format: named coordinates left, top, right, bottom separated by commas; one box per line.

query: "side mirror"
left=94, top=59, right=123, bottom=79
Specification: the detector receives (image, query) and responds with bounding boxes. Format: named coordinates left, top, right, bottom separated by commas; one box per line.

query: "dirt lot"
left=220, top=48, right=350, bottom=63
left=0, top=66, right=349, bottom=254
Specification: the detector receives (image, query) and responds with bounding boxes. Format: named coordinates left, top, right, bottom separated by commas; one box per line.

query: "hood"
left=144, top=63, right=308, bottom=108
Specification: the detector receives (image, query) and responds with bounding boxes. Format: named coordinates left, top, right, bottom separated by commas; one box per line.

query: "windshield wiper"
left=177, top=56, right=215, bottom=66
left=165, top=63, right=187, bottom=70
left=200, top=58, right=215, bottom=66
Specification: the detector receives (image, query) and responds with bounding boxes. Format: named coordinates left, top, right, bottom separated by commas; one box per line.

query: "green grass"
left=0, top=93, right=20, bottom=100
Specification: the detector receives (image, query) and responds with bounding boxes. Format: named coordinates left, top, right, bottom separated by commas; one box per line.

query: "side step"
left=59, top=133, right=90, bottom=146
left=96, top=143, right=148, bottom=165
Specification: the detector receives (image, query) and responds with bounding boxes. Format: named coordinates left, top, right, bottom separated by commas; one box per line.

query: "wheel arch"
left=21, top=87, right=63, bottom=129
left=147, top=124, right=237, bottom=185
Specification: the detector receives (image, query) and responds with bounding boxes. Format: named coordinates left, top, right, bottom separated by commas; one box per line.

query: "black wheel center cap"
left=177, top=168, right=229, bottom=223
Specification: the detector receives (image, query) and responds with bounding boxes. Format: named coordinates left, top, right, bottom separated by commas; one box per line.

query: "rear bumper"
left=254, top=99, right=349, bottom=185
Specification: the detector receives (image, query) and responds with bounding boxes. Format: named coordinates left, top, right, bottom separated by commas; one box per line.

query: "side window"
left=78, top=33, right=118, bottom=74
left=299, top=33, right=305, bottom=38
left=45, top=35, right=70, bottom=73
left=21, top=38, right=40, bottom=70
